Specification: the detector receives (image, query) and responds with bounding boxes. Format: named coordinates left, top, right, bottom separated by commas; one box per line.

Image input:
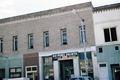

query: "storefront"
left=0, top=54, right=23, bottom=79
left=23, top=53, right=39, bottom=80
left=0, top=57, right=5, bottom=80
left=111, top=64, right=120, bottom=80
left=39, top=48, right=96, bottom=80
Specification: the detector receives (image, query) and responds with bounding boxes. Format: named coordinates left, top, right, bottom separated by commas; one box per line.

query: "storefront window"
left=43, top=56, right=54, bottom=80
left=0, top=69, right=5, bottom=79
left=9, top=67, right=22, bottom=78
left=79, top=52, right=93, bottom=78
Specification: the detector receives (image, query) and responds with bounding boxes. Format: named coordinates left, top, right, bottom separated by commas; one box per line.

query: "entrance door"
left=99, top=63, right=109, bottom=80
left=115, top=67, right=120, bottom=80
left=111, top=64, right=120, bottom=80
left=59, top=59, right=74, bottom=80
left=26, top=66, right=38, bottom=80
left=27, top=72, right=37, bottom=80
left=0, top=69, right=5, bottom=80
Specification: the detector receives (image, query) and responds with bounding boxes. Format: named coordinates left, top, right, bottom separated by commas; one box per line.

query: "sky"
left=0, top=0, right=120, bottom=19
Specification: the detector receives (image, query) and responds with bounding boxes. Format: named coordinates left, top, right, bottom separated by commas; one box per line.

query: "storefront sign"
left=52, top=52, right=78, bottom=60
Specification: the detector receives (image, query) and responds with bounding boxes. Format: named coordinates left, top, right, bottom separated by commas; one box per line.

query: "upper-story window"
left=0, top=38, right=3, bottom=53
left=104, top=27, right=117, bottom=42
left=28, top=33, right=34, bottom=49
left=61, top=28, right=67, bottom=45
left=13, top=36, right=18, bottom=51
left=79, top=19, right=87, bottom=43
left=115, top=46, right=119, bottom=51
left=98, top=47, right=103, bottom=53
left=43, top=31, right=49, bottom=47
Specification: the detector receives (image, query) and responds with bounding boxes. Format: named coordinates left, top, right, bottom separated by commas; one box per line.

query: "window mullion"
left=109, top=28, right=112, bottom=42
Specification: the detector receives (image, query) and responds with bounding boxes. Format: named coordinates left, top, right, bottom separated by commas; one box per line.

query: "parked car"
left=70, top=76, right=93, bottom=80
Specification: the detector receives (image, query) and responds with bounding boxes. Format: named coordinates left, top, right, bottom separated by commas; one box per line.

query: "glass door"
left=59, top=59, right=74, bottom=80
left=27, top=72, right=37, bottom=80
left=26, top=66, right=38, bottom=80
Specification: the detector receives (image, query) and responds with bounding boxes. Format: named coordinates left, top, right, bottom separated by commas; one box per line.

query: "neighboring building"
left=0, top=2, right=97, bottom=80
left=93, top=3, right=120, bottom=80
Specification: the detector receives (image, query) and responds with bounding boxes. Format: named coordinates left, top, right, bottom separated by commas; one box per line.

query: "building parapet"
left=93, top=2, right=120, bottom=12
left=0, top=2, right=92, bottom=24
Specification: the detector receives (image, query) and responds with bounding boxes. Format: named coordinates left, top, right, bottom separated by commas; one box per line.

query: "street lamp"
left=72, top=9, right=88, bottom=76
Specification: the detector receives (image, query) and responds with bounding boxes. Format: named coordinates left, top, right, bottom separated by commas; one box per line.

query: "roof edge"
left=93, top=2, right=120, bottom=12
left=0, top=2, right=92, bottom=24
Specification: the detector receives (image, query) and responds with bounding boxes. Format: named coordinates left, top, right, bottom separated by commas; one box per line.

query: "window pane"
left=43, top=56, right=54, bottom=80
left=79, top=25, right=87, bottom=43
left=111, top=28, right=117, bottom=41
left=0, top=38, right=3, bottom=53
left=30, top=36, right=33, bottom=48
left=10, top=68, right=22, bottom=78
left=28, top=34, right=34, bottom=49
left=99, top=64, right=106, bottom=67
left=98, top=47, right=103, bottom=53
left=79, top=53, right=85, bottom=60
left=10, top=69, right=15, bottom=72
left=43, top=31, right=49, bottom=47
left=0, top=69, right=5, bottom=78
left=32, top=67, right=37, bottom=71
left=27, top=67, right=31, bottom=71
left=45, top=35, right=49, bottom=47
left=104, top=29, right=110, bottom=42
left=87, top=52, right=92, bottom=59
left=80, top=26, right=84, bottom=43
left=61, top=28, right=67, bottom=45
left=16, top=68, right=22, bottom=72
left=115, top=46, right=119, bottom=50
left=13, top=36, right=18, bottom=51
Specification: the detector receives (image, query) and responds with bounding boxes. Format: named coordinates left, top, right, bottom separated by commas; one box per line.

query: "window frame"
left=43, top=31, right=49, bottom=47
left=60, top=28, right=68, bottom=45
left=13, top=36, right=18, bottom=51
left=79, top=19, right=87, bottom=44
left=28, top=33, right=34, bottom=49
left=9, top=67, right=22, bottom=78
left=98, top=47, right=103, bottom=53
left=99, top=64, right=106, bottom=67
left=25, top=66, right=37, bottom=78
left=0, top=38, right=3, bottom=53
left=104, top=27, right=117, bottom=42
left=115, top=45, right=119, bottom=51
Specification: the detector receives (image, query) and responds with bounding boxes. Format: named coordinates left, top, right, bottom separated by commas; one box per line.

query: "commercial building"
left=0, top=2, right=97, bottom=80
left=93, top=3, right=120, bottom=80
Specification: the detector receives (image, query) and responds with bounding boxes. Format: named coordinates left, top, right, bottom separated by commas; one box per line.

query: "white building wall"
left=93, top=9, right=120, bottom=46
left=93, top=7, right=120, bottom=80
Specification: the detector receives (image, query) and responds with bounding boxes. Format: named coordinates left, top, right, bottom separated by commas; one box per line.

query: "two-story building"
left=93, top=3, right=120, bottom=80
left=0, top=2, right=97, bottom=80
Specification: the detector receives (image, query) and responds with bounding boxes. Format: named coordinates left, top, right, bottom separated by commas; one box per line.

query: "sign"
left=52, top=52, right=78, bottom=60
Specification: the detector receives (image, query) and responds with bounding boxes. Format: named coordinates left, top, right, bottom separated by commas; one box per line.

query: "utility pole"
left=80, top=19, right=88, bottom=76
left=72, top=9, right=88, bottom=76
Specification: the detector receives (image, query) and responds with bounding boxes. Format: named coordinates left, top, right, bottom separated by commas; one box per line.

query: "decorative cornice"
left=93, top=3, right=120, bottom=13
left=0, top=2, right=92, bottom=24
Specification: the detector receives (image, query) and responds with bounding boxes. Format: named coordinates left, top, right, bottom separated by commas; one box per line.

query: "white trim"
left=25, top=65, right=37, bottom=78
left=39, top=46, right=96, bottom=57
left=39, top=57, right=43, bottom=80
left=73, top=57, right=80, bottom=77
left=53, top=61, right=60, bottom=80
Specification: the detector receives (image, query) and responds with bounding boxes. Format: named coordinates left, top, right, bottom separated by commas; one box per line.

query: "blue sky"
left=0, top=0, right=120, bottom=19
